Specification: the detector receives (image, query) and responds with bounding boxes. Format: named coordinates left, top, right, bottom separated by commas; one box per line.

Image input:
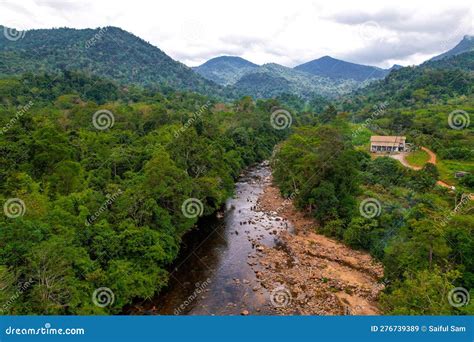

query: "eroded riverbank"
left=133, top=162, right=384, bottom=315
left=254, top=179, right=384, bottom=315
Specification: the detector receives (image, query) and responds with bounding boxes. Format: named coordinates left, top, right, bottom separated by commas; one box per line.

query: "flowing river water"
left=133, top=162, right=293, bottom=315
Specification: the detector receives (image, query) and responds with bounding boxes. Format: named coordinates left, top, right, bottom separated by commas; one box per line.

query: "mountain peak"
left=294, top=56, right=389, bottom=82
left=430, top=34, right=474, bottom=61
left=317, top=55, right=337, bottom=61
left=196, top=56, right=258, bottom=68
left=193, top=56, right=259, bottom=86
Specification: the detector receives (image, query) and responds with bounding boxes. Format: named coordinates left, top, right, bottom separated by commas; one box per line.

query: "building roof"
left=370, top=136, right=406, bottom=143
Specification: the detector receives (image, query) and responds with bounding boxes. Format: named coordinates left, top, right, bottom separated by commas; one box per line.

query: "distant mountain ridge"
left=1, top=25, right=472, bottom=101
left=194, top=55, right=380, bottom=98
left=233, top=62, right=361, bottom=98
left=294, top=56, right=391, bottom=82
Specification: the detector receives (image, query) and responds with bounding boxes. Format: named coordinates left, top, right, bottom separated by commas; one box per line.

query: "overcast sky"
left=1, top=0, right=473, bottom=68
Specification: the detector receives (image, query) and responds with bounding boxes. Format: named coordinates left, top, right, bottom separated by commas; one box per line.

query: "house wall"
left=370, top=143, right=405, bottom=153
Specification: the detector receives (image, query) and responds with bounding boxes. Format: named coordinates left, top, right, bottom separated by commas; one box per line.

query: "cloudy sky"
left=0, top=0, right=473, bottom=68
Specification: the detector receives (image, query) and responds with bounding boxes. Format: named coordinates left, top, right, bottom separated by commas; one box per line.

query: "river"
left=133, top=162, right=293, bottom=315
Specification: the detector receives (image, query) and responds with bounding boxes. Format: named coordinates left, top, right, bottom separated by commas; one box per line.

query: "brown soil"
left=393, top=147, right=460, bottom=191
left=253, top=180, right=384, bottom=315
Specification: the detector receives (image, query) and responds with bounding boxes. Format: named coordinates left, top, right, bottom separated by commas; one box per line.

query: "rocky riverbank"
left=253, top=178, right=384, bottom=315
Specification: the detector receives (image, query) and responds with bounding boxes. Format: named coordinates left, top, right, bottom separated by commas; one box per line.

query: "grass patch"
left=437, top=159, right=474, bottom=186
left=406, top=149, right=430, bottom=167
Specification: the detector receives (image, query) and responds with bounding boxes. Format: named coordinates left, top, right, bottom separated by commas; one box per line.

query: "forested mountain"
left=233, top=63, right=360, bottom=99
left=192, top=56, right=259, bottom=86
left=344, top=51, right=474, bottom=111
left=0, top=26, right=226, bottom=97
left=294, top=55, right=391, bottom=82
left=430, top=35, right=474, bottom=61
left=422, top=49, right=474, bottom=71
left=195, top=55, right=394, bottom=98
left=194, top=57, right=364, bottom=99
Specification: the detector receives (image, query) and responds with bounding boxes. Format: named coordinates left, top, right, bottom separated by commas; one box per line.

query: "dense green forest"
left=272, top=53, right=474, bottom=315
left=0, top=29, right=472, bottom=316
left=0, top=72, right=286, bottom=314
left=0, top=26, right=227, bottom=97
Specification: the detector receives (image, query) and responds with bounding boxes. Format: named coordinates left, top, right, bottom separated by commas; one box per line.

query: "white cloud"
left=0, top=0, right=472, bottom=68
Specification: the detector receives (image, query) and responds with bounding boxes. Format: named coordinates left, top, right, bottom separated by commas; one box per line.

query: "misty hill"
left=194, top=56, right=365, bottom=98
left=233, top=63, right=360, bottom=98
left=192, top=56, right=259, bottom=86
left=294, top=56, right=390, bottom=82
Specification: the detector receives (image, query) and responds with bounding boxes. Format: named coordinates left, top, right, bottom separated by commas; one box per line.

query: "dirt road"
left=390, top=147, right=454, bottom=189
